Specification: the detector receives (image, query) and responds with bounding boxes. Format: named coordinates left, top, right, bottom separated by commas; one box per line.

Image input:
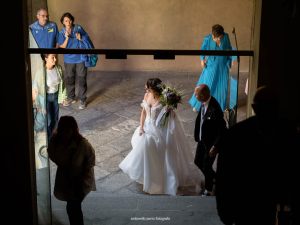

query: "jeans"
left=46, top=91, right=59, bottom=141
left=64, top=62, right=87, bottom=101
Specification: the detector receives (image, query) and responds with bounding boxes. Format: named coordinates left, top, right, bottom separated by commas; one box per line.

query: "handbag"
left=223, top=106, right=236, bottom=128
left=79, top=35, right=98, bottom=67
left=81, top=54, right=98, bottom=67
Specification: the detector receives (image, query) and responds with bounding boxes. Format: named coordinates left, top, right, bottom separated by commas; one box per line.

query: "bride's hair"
left=146, top=78, right=164, bottom=98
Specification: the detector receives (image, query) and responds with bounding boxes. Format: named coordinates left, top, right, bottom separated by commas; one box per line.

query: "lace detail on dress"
left=142, top=100, right=162, bottom=122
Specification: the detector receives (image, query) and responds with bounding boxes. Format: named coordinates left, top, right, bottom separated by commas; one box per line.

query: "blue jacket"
left=29, top=21, right=59, bottom=48
left=58, top=24, right=87, bottom=63
left=79, top=34, right=98, bottom=67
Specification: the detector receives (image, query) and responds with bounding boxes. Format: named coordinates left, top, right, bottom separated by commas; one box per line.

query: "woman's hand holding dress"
left=139, top=129, right=145, bottom=136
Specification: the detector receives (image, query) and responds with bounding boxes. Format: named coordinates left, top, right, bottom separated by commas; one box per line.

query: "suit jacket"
left=216, top=116, right=298, bottom=224
left=194, top=96, right=226, bottom=151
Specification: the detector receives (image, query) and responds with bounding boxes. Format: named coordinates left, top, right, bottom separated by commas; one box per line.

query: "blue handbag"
left=81, top=54, right=98, bottom=67
left=79, top=35, right=98, bottom=67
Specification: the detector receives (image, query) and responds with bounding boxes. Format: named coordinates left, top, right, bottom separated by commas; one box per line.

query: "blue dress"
left=189, top=33, right=235, bottom=112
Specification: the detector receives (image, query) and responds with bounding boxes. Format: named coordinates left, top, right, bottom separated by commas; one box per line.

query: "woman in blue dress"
left=189, top=24, right=234, bottom=112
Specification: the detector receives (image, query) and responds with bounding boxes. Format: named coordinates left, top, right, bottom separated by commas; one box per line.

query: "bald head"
left=252, top=86, right=280, bottom=118
left=195, top=84, right=210, bottom=102
left=253, top=86, right=279, bottom=104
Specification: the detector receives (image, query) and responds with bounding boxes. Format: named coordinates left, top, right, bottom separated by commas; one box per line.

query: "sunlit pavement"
left=51, top=70, right=248, bottom=225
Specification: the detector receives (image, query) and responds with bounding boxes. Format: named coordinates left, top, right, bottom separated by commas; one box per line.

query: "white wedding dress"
left=119, top=100, right=201, bottom=196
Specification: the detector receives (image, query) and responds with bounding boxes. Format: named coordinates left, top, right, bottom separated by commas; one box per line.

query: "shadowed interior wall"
left=47, top=0, right=253, bottom=72
left=255, top=0, right=300, bottom=119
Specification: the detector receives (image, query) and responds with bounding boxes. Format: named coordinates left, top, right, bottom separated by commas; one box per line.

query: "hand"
left=65, top=31, right=69, bottom=39
left=209, top=146, right=217, bottom=157
left=139, top=129, right=145, bottom=136
left=37, top=106, right=47, bottom=114
left=32, top=89, right=38, bottom=102
left=61, top=99, right=68, bottom=105
left=201, top=60, right=207, bottom=68
left=75, top=33, right=82, bottom=41
left=231, top=60, right=234, bottom=67
left=37, top=105, right=43, bottom=113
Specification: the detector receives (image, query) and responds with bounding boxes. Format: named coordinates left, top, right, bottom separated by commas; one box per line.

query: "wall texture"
left=47, top=0, right=253, bottom=72
left=255, top=0, right=300, bottom=119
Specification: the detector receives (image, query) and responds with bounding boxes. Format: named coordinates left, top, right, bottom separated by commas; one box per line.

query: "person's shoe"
left=202, top=190, right=213, bottom=196
left=79, top=100, right=86, bottom=109
left=63, top=99, right=76, bottom=106
left=193, top=108, right=198, bottom=113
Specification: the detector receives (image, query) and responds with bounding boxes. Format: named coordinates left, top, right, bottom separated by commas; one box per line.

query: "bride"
left=119, top=78, right=201, bottom=196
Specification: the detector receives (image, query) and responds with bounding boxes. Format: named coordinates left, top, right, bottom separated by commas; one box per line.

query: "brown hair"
left=146, top=78, right=164, bottom=98
left=41, top=53, right=53, bottom=61
left=51, top=116, right=83, bottom=143
left=212, top=24, right=225, bottom=38
left=60, top=12, right=75, bottom=26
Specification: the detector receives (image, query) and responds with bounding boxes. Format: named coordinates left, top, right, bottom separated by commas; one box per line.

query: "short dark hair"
left=146, top=78, right=164, bottom=98
left=212, top=24, right=225, bottom=38
left=60, top=12, right=75, bottom=26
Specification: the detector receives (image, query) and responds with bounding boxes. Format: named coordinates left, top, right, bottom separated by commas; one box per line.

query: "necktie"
left=199, top=104, right=205, bottom=141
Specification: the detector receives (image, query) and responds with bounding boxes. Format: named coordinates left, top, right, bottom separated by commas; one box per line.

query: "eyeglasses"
left=38, top=15, right=49, bottom=18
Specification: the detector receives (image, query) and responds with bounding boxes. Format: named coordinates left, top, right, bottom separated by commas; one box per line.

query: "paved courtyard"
left=50, top=70, right=248, bottom=224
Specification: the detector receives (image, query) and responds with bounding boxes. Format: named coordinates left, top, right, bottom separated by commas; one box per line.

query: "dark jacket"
left=194, top=96, right=226, bottom=151
left=216, top=116, right=298, bottom=224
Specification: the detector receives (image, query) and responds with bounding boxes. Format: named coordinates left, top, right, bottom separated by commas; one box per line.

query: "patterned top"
left=35, top=64, right=67, bottom=105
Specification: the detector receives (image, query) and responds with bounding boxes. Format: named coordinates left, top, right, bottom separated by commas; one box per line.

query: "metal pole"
left=232, top=27, right=240, bottom=125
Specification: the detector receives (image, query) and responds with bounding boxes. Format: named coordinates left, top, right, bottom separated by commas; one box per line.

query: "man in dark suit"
left=194, top=84, right=226, bottom=196
left=216, top=86, right=298, bottom=225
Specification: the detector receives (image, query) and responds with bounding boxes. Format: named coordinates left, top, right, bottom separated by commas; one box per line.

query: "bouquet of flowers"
left=157, top=84, right=182, bottom=128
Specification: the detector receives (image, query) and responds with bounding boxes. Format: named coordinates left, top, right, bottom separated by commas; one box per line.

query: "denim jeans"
left=46, top=91, right=59, bottom=141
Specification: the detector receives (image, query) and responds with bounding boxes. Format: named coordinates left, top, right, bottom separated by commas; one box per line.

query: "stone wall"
left=45, top=0, right=253, bottom=72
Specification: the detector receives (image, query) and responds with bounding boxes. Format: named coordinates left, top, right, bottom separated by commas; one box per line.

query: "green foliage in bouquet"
left=157, top=84, right=182, bottom=128
left=159, top=86, right=182, bottom=109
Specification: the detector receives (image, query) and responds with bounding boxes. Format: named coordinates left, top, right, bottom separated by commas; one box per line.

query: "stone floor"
left=50, top=70, right=248, bottom=224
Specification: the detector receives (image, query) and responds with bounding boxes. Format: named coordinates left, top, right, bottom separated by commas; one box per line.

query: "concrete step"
left=51, top=193, right=224, bottom=225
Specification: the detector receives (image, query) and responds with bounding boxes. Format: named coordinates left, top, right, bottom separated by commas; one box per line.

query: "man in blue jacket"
left=29, top=8, right=59, bottom=48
